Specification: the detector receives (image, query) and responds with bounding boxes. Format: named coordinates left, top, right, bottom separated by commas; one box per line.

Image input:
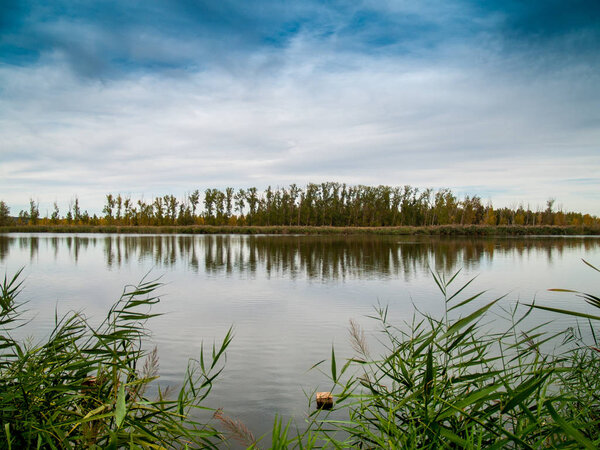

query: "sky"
left=1, top=0, right=599, bottom=216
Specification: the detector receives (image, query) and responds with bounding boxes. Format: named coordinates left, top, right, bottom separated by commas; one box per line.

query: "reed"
left=0, top=271, right=232, bottom=448
left=2, top=224, right=599, bottom=235
left=280, top=263, right=600, bottom=448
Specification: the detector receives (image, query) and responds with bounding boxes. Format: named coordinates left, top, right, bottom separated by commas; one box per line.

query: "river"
left=1, top=233, right=599, bottom=438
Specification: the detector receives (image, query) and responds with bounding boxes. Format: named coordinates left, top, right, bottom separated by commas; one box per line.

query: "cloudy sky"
left=1, top=0, right=599, bottom=216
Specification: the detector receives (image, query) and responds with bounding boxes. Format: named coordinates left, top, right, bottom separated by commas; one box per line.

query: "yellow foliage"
left=484, top=208, right=496, bottom=226
left=514, top=213, right=525, bottom=225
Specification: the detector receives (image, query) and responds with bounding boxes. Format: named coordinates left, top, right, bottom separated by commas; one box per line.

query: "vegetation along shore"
left=1, top=224, right=599, bottom=235
left=1, top=183, right=598, bottom=231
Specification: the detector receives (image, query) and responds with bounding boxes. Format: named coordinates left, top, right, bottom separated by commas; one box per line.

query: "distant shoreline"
left=1, top=224, right=599, bottom=236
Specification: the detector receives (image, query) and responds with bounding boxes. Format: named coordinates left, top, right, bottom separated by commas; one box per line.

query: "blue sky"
left=1, top=0, right=599, bottom=215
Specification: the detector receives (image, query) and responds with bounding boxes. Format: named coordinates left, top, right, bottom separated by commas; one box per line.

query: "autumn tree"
left=57, top=185, right=598, bottom=229
left=483, top=202, right=497, bottom=226
left=51, top=201, right=60, bottom=224
left=163, top=195, right=178, bottom=224
left=103, top=194, right=115, bottom=223
left=18, top=210, right=30, bottom=224
left=204, top=189, right=215, bottom=225
left=29, top=199, right=40, bottom=225
left=73, top=197, right=81, bottom=223
left=245, top=188, right=258, bottom=225
left=0, top=201, right=10, bottom=226
left=189, top=190, right=200, bottom=219
left=225, top=187, right=234, bottom=223
left=123, top=197, right=134, bottom=225
left=153, top=197, right=165, bottom=225
left=235, top=189, right=246, bottom=224
left=115, top=194, right=123, bottom=223
left=543, top=199, right=555, bottom=225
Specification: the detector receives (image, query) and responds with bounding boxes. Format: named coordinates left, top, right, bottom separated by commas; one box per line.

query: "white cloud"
left=1, top=36, right=599, bottom=215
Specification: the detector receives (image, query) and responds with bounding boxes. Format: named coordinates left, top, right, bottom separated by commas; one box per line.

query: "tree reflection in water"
left=1, top=234, right=597, bottom=282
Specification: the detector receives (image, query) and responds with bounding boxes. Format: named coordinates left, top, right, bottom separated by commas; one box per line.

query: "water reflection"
left=1, top=232, right=599, bottom=439
left=1, top=234, right=598, bottom=281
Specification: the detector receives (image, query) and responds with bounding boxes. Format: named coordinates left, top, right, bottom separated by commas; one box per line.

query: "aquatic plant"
left=0, top=270, right=232, bottom=448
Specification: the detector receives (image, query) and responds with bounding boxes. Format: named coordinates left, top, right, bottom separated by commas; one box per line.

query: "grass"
left=1, top=224, right=599, bottom=236
left=1, top=262, right=599, bottom=448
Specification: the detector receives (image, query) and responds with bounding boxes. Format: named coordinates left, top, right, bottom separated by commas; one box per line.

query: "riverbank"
left=1, top=224, right=599, bottom=235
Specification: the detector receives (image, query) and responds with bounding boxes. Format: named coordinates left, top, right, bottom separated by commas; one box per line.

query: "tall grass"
left=279, top=264, right=600, bottom=448
left=1, top=224, right=599, bottom=235
left=0, top=271, right=232, bottom=448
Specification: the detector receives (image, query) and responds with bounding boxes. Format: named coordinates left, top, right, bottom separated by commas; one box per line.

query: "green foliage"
left=535, top=260, right=600, bottom=320
left=4, top=183, right=599, bottom=228
left=0, top=201, right=10, bottom=226
left=281, top=264, right=600, bottom=448
left=28, top=199, right=39, bottom=225
left=0, top=272, right=232, bottom=449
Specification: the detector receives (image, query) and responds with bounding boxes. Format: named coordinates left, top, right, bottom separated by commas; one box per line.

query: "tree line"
left=1, top=182, right=598, bottom=228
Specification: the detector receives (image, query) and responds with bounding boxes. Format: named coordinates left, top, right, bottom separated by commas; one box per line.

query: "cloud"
left=0, top=1, right=599, bottom=215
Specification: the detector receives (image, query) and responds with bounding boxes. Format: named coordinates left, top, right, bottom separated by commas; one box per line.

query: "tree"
left=289, top=184, right=300, bottom=225
left=225, top=188, right=234, bottom=222
left=103, top=194, right=115, bottom=223
left=51, top=202, right=60, bottom=224
left=234, top=189, right=246, bottom=223
left=189, top=190, right=200, bottom=219
left=29, top=199, right=40, bottom=225
left=18, top=210, right=30, bottom=224
left=177, top=203, right=193, bottom=225
left=543, top=198, right=555, bottom=225
left=116, top=194, right=123, bottom=223
left=73, top=197, right=81, bottom=223
left=153, top=197, right=165, bottom=225
left=483, top=203, right=497, bottom=226
left=163, top=195, right=178, bottom=224
left=245, top=188, right=258, bottom=225
left=137, top=199, right=152, bottom=226
left=214, top=190, right=225, bottom=224
left=204, top=189, right=215, bottom=224
left=0, top=201, right=10, bottom=226
left=514, top=204, right=526, bottom=226
left=123, top=197, right=133, bottom=225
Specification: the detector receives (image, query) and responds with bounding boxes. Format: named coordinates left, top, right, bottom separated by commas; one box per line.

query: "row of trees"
left=2, top=183, right=599, bottom=228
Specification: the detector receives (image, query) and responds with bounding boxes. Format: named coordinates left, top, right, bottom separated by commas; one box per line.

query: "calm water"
left=1, top=233, right=599, bottom=437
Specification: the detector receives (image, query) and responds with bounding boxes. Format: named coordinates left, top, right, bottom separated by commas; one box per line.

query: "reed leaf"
left=0, top=270, right=231, bottom=448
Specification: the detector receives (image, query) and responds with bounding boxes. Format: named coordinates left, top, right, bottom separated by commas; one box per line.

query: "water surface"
left=1, top=233, right=599, bottom=437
